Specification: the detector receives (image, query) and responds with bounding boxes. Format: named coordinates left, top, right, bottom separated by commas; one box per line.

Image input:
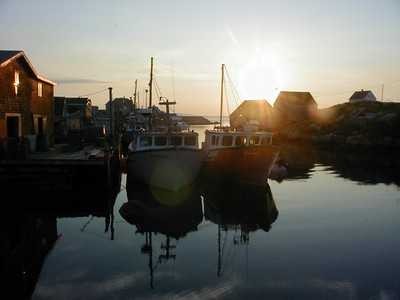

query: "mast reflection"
left=120, top=175, right=203, bottom=289
left=199, top=177, right=279, bottom=277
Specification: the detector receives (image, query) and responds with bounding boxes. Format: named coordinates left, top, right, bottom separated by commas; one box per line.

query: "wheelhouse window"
left=211, top=135, right=219, bottom=146
left=249, top=136, right=260, bottom=145
left=14, top=71, right=20, bottom=94
left=261, top=137, right=271, bottom=145
left=184, top=136, right=196, bottom=146
left=140, top=136, right=152, bottom=146
left=235, top=136, right=246, bottom=146
left=221, top=136, right=233, bottom=146
left=171, top=136, right=182, bottom=146
left=155, top=136, right=167, bottom=146
left=38, top=82, right=43, bottom=97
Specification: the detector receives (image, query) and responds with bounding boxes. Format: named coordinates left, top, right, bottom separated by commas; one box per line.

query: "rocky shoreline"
left=182, top=102, right=400, bottom=149
left=275, top=102, right=400, bottom=150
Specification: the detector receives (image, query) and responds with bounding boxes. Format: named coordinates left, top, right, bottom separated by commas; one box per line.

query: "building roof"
left=0, top=50, right=56, bottom=85
left=0, top=50, right=22, bottom=64
left=54, top=97, right=91, bottom=117
left=349, top=90, right=373, bottom=100
left=239, top=99, right=272, bottom=109
left=230, top=100, right=272, bottom=116
left=274, top=91, right=317, bottom=107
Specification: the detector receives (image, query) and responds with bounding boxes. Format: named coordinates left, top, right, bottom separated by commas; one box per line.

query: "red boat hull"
left=202, top=145, right=280, bottom=186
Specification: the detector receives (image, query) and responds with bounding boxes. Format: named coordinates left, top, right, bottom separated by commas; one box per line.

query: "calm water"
left=1, top=132, right=399, bottom=299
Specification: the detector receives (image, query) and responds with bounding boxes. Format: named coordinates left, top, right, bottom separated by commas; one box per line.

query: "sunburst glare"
left=238, top=50, right=284, bottom=106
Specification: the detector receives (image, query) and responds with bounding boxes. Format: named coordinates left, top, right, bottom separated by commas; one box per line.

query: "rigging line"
left=224, top=66, right=241, bottom=107
left=223, top=77, right=230, bottom=117
left=152, top=74, right=163, bottom=102
left=78, top=87, right=109, bottom=98
left=170, top=60, right=176, bottom=102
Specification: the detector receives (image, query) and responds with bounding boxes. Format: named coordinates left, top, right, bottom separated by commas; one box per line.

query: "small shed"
left=229, top=100, right=275, bottom=131
left=273, top=91, right=317, bottom=122
left=349, top=90, right=376, bottom=104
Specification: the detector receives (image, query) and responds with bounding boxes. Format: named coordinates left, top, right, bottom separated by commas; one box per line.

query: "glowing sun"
left=238, top=51, right=284, bottom=105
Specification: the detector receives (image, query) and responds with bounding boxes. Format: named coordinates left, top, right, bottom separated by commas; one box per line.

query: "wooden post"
left=108, top=87, right=113, bottom=143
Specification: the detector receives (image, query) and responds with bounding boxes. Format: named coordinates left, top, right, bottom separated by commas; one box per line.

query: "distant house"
left=273, top=91, right=317, bottom=122
left=349, top=90, right=376, bottom=104
left=54, top=97, right=93, bottom=140
left=0, top=50, right=56, bottom=152
left=230, top=100, right=275, bottom=130
left=106, top=97, right=134, bottom=117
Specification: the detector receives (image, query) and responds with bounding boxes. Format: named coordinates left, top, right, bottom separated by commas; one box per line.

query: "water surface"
left=1, top=143, right=398, bottom=300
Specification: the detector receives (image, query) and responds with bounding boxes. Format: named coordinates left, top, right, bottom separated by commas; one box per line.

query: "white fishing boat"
left=127, top=58, right=204, bottom=192
left=201, top=64, right=280, bottom=186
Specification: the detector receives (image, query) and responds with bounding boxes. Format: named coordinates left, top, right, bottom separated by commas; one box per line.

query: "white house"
left=349, top=90, right=377, bottom=104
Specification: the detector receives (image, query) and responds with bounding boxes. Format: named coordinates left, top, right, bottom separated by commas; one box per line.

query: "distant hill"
left=181, top=116, right=213, bottom=125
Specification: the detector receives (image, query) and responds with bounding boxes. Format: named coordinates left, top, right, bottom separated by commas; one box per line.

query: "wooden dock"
left=0, top=142, right=120, bottom=202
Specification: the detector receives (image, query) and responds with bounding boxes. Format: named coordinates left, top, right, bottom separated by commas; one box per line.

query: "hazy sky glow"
left=1, top=0, right=399, bottom=115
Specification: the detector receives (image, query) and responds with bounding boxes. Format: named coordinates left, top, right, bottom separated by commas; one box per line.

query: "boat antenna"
left=220, top=64, right=225, bottom=131
left=133, top=79, right=138, bottom=113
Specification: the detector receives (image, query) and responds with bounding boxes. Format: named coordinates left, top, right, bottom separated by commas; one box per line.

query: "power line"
left=78, top=88, right=109, bottom=98
left=315, top=79, right=400, bottom=98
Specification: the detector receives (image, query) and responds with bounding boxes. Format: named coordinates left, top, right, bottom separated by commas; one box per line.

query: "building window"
left=14, top=71, right=20, bottom=94
left=38, top=82, right=43, bottom=97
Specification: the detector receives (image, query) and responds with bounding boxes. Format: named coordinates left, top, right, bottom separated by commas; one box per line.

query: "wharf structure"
left=0, top=50, right=119, bottom=199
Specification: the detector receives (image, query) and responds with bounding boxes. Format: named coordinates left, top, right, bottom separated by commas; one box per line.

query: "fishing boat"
left=201, top=64, right=280, bottom=186
left=127, top=58, right=204, bottom=192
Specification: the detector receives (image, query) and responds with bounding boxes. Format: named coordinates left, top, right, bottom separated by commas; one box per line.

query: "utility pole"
left=381, top=84, right=384, bottom=102
left=108, top=87, right=113, bottom=142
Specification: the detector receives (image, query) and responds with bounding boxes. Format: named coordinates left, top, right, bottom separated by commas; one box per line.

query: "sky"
left=1, top=0, right=399, bottom=116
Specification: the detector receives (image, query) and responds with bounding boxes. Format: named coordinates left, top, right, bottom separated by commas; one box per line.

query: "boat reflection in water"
left=199, top=176, right=278, bottom=276
left=120, top=175, right=203, bottom=289
left=201, top=177, right=278, bottom=232
left=120, top=173, right=278, bottom=288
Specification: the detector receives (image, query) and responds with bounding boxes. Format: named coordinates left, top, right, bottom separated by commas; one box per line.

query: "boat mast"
left=219, top=64, right=225, bottom=131
left=149, top=57, right=153, bottom=109
left=148, top=57, right=154, bottom=129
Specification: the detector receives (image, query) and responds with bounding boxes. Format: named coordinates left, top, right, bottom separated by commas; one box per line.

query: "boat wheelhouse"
left=126, top=57, right=204, bottom=192
left=201, top=64, right=280, bottom=186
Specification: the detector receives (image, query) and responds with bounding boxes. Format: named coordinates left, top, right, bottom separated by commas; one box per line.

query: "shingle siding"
left=0, top=50, right=55, bottom=141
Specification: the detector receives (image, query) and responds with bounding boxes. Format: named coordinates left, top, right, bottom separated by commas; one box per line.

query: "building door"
left=38, top=117, right=44, bottom=135
left=33, top=115, right=47, bottom=136
left=7, top=116, right=19, bottom=137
